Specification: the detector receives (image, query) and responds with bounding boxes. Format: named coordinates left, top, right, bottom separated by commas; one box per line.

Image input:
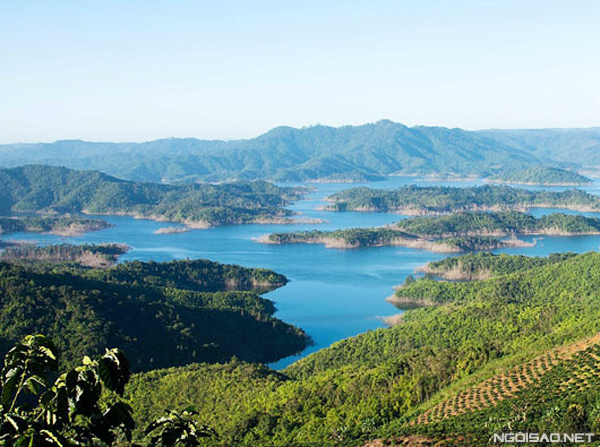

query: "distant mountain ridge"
left=478, top=127, right=600, bottom=169
left=1, top=121, right=597, bottom=183
left=0, top=121, right=546, bottom=182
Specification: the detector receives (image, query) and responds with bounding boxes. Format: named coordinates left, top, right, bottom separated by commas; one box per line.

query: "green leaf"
left=25, top=375, right=47, bottom=396
left=98, top=349, right=130, bottom=396
left=39, top=429, right=69, bottom=446
left=102, top=402, right=135, bottom=430
left=144, top=416, right=172, bottom=436
left=4, top=413, right=28, bottom=432
left=1, top=368, right=23, bottom=408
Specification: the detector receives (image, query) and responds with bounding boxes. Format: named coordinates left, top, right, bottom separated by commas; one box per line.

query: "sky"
left=1, top=0, right=599, bottom=143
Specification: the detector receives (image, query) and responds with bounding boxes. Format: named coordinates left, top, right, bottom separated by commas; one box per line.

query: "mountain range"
left=2, top=121, right=598, bottom=183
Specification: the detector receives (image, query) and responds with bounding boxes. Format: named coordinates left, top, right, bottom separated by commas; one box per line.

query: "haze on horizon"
left=1, top=0, right=599, bottom=144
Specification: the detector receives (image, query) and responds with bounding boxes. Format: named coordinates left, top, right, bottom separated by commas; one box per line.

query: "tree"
left=144, top=407, right=215, bottom=446
left=0, top=335, right=215, bottom=446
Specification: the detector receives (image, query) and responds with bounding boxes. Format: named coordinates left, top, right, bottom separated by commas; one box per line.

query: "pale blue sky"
left=1, top=0, right=599, bottom=143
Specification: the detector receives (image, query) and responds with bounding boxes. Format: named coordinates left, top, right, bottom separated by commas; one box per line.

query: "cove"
left=2, top=177, right=600, bottom=368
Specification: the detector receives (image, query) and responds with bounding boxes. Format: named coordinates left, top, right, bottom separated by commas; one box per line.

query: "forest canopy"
left=326, top=184, right=600, bottom=213
left=0, top=165, right=307, bottom=227
left=0, top=258, right=309, bottom=371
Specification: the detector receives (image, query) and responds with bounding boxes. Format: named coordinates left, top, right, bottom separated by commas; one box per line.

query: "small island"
left=154, top=226, right=190, bottom=235
left=1, top=243, right=129, bottom=268
left=325, top=184, right=600, bottom=214
left=488, top=166, right=593, bottom=186
left=0, top=215, right=113, bottom=236
left=261, top=211, right=600, bottom=252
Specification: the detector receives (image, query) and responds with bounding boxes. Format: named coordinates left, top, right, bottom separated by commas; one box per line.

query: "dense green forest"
left=263, top=211, right=600, bottom=251
left=395, top=210, right=600, bottom=236
left=1, top=242, right=129, bottom=267
left=488, top=166, right=592, bottom=185
left=479, top=127, right=600, bottom=169
left=119, top=252, right=600, bottom=445
left=0, top=259, right=309, bottom=371
left=2, top=123, right=599, bottom=183
left=326, top=184, right=600, bottom=213
left=0, top=122, right=539, bottom=182
left=0, top=165, right=306, bottom=227
left=419, top=251, right=578, bottom=280
left=0, top=215, right=112, bottom=235
left=3, top=249, right=600, bottom=445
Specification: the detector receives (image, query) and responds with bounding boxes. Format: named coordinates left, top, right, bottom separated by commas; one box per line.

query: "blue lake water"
left=2, top=177, right=600, bottom=368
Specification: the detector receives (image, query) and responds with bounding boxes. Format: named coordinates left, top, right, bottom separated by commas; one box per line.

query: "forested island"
left=0, top=215, right=112, bottom=236
left=0, top=258, right=310, bottom=371
left=112, top=251, right=600, bottom=445
left=0, top=165, right=308, bottom=227
left=325, top=184, right=600, bottom=214
left=488, top=166, right=593, bottom=186
left=262, top=211, right=600, bottom=252
left=416, top=251, right=578, bottom=281
left=0, top=243, right=129, bottom=268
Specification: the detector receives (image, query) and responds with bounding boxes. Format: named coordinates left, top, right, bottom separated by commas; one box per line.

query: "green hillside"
left=489, top=166, right=592, bottom=185
left=0, top=165, right=305, bottom=227
left=1, top=242, right=128, bottom=268
left=0, top=122, right=539, bottom=182
left=263, top=211, right=600, bottom=252
left=0, top=259, right=309, bottom=371
left=3, top=124, right=600, bottom=183
left=480, top=127, right=600, bottom=169
left=405, top=334, right=600, bottom=439
left=418, top=251, right=577, bottom=280
left=0, top=215, right=112, bottom=235
left=326, top=184, right=600, bottom=213
left=121, top=252, right=600, bottom=446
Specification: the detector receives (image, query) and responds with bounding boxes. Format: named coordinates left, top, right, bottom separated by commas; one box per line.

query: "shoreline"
left=81, top=210, right=325, bottom=229
left=258, top=234, right=464, bottom=252
left=324, top=203, right=600, bottom=215
left=298, top=173, right=594, bottom=187
left=385, top=293, right=437, bottom=309
left=486, top=179, right=593, bottom=187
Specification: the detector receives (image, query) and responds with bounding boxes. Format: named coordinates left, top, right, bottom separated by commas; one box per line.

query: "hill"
left=480, top=127, right=600, bottom=170
left=370, top=333, right=600, bottom=445
left=0, top=122, right=540, bottom=182
left=0, top=165, right=306, bottom=227
left=262, top=211, right=600, bottom=252
left=123, top=252, right=600, bottom=446
left=0, top=215, right=112, bottom=236
left=325, top=184, right=600, bottom=214
left=488, top=166, right=592, bottom=185
left=0, top=259, right=310, bottom=371
left=417, top=251, right=577, bottom=281
left=0, top=242, right=128, bottom=268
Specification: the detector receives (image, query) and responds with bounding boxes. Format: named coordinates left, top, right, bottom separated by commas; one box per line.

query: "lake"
left=3, top=177, right=600, bottom=368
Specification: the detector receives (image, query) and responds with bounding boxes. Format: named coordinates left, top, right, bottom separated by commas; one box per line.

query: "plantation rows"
left=413, top=333, right=600, bottom=425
